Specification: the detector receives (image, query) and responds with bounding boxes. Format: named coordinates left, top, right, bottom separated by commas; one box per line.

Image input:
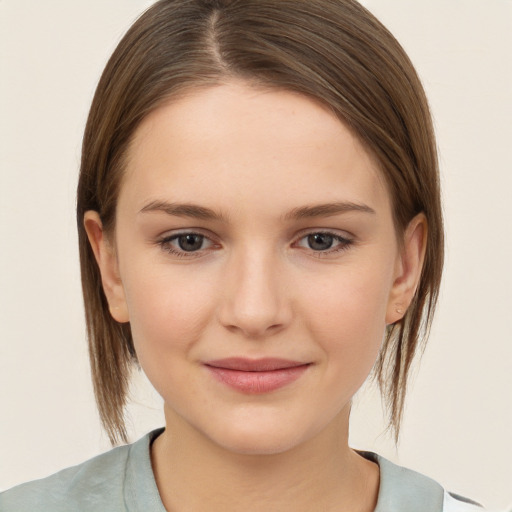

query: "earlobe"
left=386, top=213, right=428, bottom=325
left=83, top=211, right=130, bottom=323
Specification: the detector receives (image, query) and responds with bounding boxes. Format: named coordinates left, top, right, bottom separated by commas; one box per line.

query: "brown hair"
left=77, top=0, right=444, bottom=445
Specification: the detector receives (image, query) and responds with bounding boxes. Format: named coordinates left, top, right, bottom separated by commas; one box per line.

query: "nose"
left=217, top=247, right=292, bottom=339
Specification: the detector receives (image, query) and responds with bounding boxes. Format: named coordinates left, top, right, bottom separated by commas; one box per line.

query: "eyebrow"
left=139, top=200, right=375, bottom=222
left=282, top=201, right=376, bottom=220
left=139, top=200, right=230, bottom=222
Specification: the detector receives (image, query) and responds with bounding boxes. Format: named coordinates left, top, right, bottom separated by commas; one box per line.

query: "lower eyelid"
left=309, top=239, right=354, bottom=257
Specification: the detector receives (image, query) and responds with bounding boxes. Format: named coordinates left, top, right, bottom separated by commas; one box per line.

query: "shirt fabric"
left=0, top=428, right=482, bottom=512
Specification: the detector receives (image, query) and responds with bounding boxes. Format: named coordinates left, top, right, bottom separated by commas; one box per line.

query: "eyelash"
left=158, top=232, right=216, bottom=259
left=294, top=231, right=353, bottom=257
left=157, top=230, right=354, bottom=259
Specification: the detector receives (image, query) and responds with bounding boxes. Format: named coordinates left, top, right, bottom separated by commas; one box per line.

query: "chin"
left=213, top=430, right=304, bottom=456
left=201, top=414, right=321, bottom=457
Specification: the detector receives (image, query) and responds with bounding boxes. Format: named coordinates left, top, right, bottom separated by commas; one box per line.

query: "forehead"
left=121, top=82, right=391, bottom=218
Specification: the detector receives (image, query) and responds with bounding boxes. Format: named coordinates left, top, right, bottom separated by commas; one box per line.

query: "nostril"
left=222, top=320, right=285, bottom=339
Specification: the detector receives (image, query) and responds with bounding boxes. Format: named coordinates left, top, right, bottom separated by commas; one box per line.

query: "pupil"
left=178, top=234, right=203, bottom=251
left=308, top=233, right=333, bottom=251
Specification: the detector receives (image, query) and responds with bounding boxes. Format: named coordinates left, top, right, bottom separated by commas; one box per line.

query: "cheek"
left=121, top=263, right=216, bottom=362
left=298, top=261, right=394, bottom=360
left=301, top=270, right=391, bottom=338
left=120, top=264, right=222, bottom=407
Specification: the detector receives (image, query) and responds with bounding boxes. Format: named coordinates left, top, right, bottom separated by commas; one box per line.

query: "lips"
left=204, top=358, right=310, bottom=394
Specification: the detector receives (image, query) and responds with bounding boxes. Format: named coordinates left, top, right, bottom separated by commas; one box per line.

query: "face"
left=86, top=82, right=424, bottom=455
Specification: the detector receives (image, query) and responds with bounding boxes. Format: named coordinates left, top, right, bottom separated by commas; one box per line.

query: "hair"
left=77, top=0, right=444, bottom=445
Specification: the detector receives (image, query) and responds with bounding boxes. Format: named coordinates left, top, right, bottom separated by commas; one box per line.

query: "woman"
left=0, top=0, right=485, bottom=510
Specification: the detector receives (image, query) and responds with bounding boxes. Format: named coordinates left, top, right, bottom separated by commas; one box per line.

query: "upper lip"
left=204, top=358, right=309, bottom=372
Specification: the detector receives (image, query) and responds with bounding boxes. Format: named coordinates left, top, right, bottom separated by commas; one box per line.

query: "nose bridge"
left=218, top=242, right=290, bottom=338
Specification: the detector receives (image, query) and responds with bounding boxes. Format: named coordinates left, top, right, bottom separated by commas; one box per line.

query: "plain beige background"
left=1, top=0, right=511, bottom=509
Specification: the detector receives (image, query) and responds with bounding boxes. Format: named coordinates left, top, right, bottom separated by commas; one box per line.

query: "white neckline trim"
left=443, top=491, right=485, bottom=511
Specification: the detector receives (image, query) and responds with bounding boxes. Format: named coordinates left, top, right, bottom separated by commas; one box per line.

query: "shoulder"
left=0, top=430, right=161, bottom=512
left=358, top=451, right=484, bottom=512
left=0, top=443, right=131, bottom=512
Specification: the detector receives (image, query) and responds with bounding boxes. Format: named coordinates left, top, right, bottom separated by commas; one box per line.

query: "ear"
left=83, top=211, right=129, bottom=323
left=386, top=213, right=428, bottom=325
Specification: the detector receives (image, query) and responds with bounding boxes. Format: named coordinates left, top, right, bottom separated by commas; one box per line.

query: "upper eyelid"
left=157, top=227, right=353, bottom=241
left=158, top=228, right=217, bottom=241
left=293, top=232, right=353, bottom=248
left=293, top=228, right=354, bottom=241
left=157, top=228, right=351, bottom=239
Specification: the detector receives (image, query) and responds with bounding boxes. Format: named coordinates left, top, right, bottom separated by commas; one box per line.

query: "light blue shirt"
left=0, top=428, right=482, bottom=511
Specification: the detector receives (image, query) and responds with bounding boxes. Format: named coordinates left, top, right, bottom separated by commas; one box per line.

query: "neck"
left=151, top=406, right=379, bottom=512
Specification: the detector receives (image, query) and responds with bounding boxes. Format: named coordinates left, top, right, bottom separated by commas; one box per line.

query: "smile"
left=204, top=358, right=311, bottom=394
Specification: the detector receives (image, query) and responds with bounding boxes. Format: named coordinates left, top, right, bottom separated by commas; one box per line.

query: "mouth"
left=203, top=358, right=311, bottom=394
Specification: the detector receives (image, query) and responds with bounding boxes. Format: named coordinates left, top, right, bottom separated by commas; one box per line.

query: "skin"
left=85, top=81, right=426, bottom=512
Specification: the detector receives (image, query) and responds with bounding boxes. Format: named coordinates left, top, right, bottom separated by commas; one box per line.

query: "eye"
left=175, top=233, right=205, bottom=252
left=159, top=232, right=214, bottom=257
left=295, top=231, right=353, bottom=254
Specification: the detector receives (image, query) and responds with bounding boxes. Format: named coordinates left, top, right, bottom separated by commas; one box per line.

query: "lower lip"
left=205, top=365, right=310, bottom=394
